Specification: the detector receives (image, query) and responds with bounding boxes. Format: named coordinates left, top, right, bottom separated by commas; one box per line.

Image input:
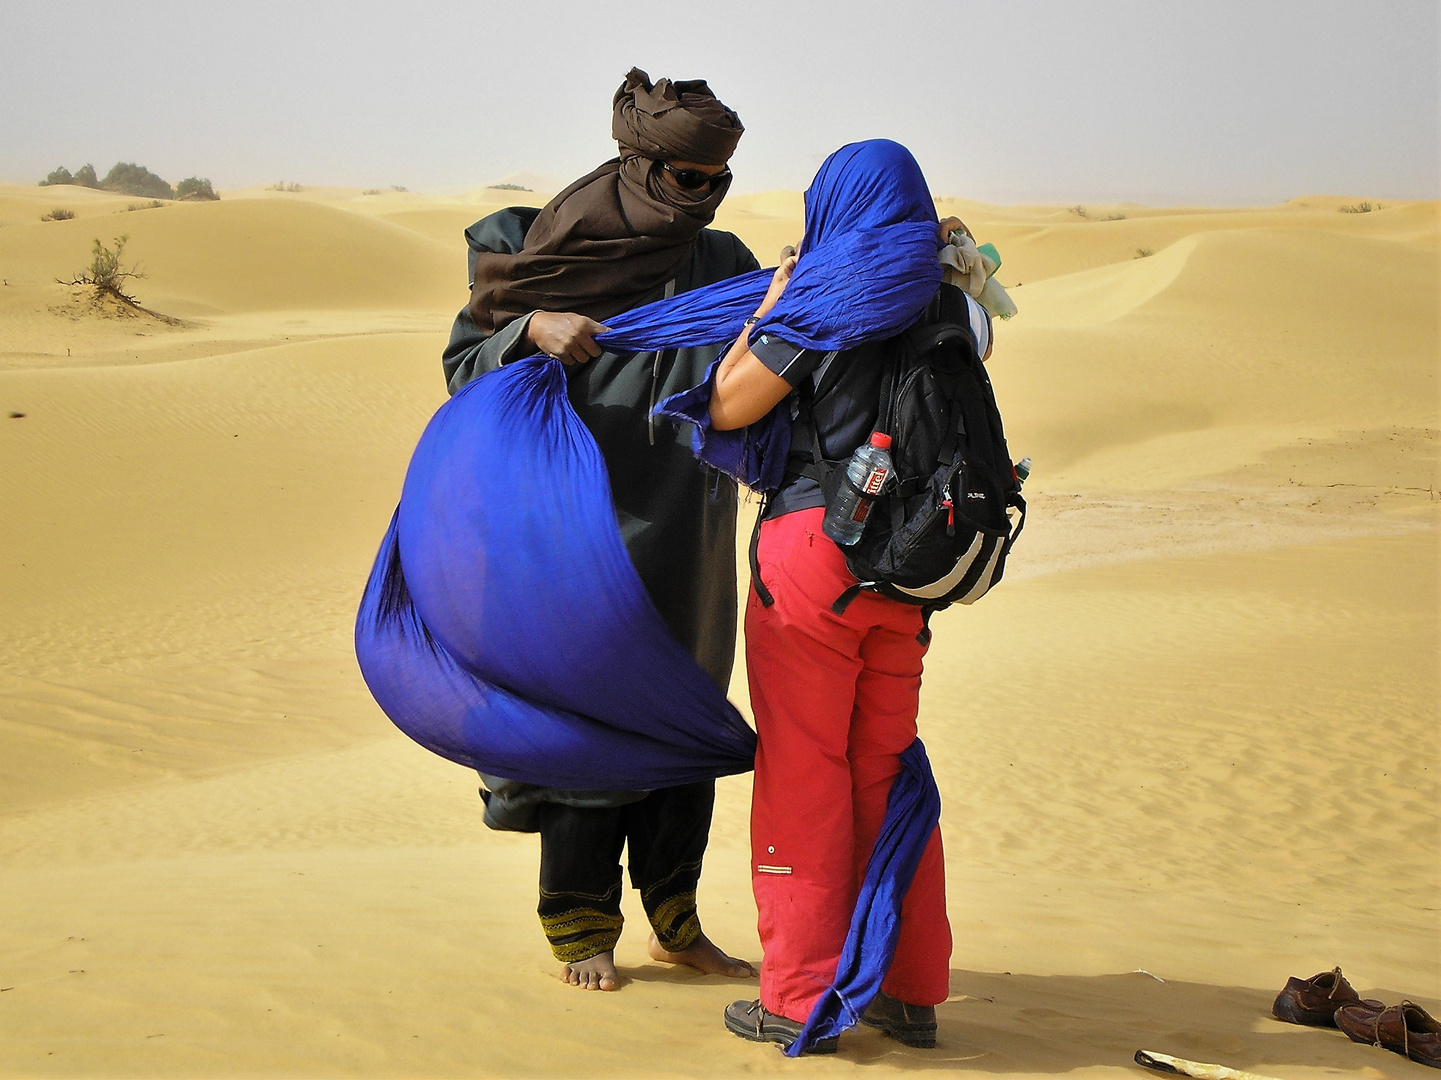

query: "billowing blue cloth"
left=787, top=740, right=942, bottom=1056
left=356, top=358, right=757, bottom=789
left=355, top=139, right=947, bottom=1036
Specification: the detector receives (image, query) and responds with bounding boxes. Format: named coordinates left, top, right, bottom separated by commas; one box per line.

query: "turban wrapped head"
left=469, top=68, right=745, bottom=333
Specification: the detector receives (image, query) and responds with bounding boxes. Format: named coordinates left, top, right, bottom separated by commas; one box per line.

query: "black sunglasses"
left=657, top=161, right=731, bottom=191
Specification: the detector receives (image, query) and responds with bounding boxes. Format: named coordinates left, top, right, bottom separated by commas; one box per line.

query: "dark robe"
left=442, top=205, right=759, bottom=829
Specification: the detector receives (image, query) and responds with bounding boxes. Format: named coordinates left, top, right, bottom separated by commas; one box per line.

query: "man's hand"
left=938, top=216, right=973, bottom=243
left=526, top=312, right=609, bottom=365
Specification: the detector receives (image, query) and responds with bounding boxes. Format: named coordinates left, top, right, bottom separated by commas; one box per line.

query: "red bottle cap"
left=868, top=432, right=892, bottom=449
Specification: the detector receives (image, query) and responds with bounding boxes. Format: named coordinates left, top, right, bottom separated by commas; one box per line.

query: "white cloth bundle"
left=939, top=230, right=1017, bottom=319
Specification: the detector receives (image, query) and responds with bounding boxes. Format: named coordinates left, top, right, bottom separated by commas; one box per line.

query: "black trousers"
left=536, top=780, right=715, bottom=964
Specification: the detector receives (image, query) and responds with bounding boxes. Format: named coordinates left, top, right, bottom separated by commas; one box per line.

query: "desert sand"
left=0, top=178, right=1436, bottom=1078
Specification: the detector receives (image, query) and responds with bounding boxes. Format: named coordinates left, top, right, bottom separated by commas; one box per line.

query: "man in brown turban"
left=443, top=69, right=758, bottom=993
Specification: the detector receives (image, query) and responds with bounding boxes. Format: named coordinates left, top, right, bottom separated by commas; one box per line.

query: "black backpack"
left=750, top=284, right=1026, bottom=642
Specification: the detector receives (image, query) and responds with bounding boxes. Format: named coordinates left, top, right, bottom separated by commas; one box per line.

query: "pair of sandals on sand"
left=1272, top=966, right=1440, bottom=1069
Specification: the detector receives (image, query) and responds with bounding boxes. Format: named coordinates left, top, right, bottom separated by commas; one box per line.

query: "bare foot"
left=558, top=951, right=619, bottom=991
left=648, top=931, right=756, bottom=978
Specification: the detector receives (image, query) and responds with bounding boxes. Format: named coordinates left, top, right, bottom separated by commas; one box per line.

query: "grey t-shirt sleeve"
left=749, top=331, right=825, bottom=387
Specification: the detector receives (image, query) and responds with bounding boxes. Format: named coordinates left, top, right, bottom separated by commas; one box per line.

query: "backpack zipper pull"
left=942, top=494, right=955, bottom=535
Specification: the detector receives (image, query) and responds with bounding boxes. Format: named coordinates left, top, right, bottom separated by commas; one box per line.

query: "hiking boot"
left=723, top=999, right=839, bottom=1054
left=1336, top=1000, right=1441, bottom=1069
left=1272, top=967, right=1378, bottom=1026
left=860, top=990, right=938, bottom=1048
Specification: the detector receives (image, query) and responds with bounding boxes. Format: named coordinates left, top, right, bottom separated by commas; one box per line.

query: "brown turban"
left=469, top=69, right=744, bottom=333
left=611, top=67, right=744, bottom=166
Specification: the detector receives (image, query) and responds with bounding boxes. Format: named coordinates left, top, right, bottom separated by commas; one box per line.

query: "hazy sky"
left=3, top=0, right=1437, bottom=204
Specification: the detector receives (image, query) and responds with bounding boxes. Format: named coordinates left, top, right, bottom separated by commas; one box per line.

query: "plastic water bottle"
left=1014, top=456, right=1032, bottom=485
left=823, top=432, right=895, bottom=546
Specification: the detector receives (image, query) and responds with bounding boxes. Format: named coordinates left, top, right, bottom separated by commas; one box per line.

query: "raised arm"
left=707, top=253, right=798, bottom=431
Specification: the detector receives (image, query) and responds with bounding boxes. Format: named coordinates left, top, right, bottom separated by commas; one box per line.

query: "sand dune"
left=0, top=183, right=1435, bottom=1078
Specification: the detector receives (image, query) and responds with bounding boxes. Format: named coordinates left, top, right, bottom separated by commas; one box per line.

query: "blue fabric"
left=356, top=359, right=757, bottom=789
left=354, top=140, right=947, bottom=1037
left=786, top=739, right=942, bottom=1055
left=653, top=139, right=943, bottom=488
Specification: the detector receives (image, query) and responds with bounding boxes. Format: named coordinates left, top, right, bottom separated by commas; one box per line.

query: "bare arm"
left=708, top=254, right=798, bottom=431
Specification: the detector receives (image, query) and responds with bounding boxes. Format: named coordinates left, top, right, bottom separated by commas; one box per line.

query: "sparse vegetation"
left=175, top=177, right=218, bottom=201
left=1339, top=201, right=1377, bottom=214
left=1135, top=247, right=1154, bottom=259
left=63, top=235, right=145, bottom=306
left=100, top=163, right=174, bottom=199
left=41, top=208, right=76, bottom=221
left=488, top=183, right=533, bottom=192
left=1102, top=213, right=1127, bottom=221
left=1069, top=205, right=1090, bottom=219
left=390, top=185, right=408, bottom=192
left=362, top=188, right=384, bottom=196
left=123, top=200, right=165, bottom=212
left=39, top=162, right=175, bottom=198
left=268, top=181, right=303, bottom=192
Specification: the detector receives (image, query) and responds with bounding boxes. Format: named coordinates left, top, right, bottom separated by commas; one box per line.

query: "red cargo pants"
left=746, top=507, right=951, bottom=1022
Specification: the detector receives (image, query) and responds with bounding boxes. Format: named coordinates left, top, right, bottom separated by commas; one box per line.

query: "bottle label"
left=849, top=499, right=872, bottom=524
left=862, top=466, right=889, bottom=496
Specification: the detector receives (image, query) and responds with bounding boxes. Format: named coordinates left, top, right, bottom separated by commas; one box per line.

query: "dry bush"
left=63, top=235, right=145, bottom=306
left=123, top=200, right=164, bottom=212
left=41, top=208, right=76, bottom=221
left=1339, top=201, right=1376, bottom=214
left=1069, top=205, right=1090, bottom=219
left=176, top=177, right=218, bottom=201
left=100, top=162, right=174, bottom=200
left=267, top=181, right=302, bottom=192
left=1135, top=247, right=1154, bottom=259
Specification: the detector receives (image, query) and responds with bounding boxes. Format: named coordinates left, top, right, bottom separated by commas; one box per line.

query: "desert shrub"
left=1135, top=247, right=1154, bottom=258
left=1069, top=204, right=1090, bottom=219
left=41, top=167, right=74, bottom=187
left=74, top=164, right=99, bottom=188
left=123, top=200, right=165, bottom=212
left=65, top=235, right=144, bottom=305
left=1103, top=213, right=1127, bottom=221
left=362, top=188, right=383, bottom=195
left=390, top=185, right=408, bottom=192
left=267, top=181, right=302, bottom=192
left=487, top=182, right=533, bottom=191
left=100, top=162, right=174, bottom=200
left=41, top=208, right=76, bottom=221
left=175, top=176, right=218, bottom=201
left=1339, top=201, right=1376, bottom=214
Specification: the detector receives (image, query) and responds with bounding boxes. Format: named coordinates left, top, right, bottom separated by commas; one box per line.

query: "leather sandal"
left=1271, top=967, right=1380, bottom=1026
left=723, top=999, right=839, bottom=1054
left=1336, top=999, right=1441, bottom=1069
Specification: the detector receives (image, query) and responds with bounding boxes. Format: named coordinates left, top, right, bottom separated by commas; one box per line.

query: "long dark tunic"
left=442, top=206, right=759, bottom=828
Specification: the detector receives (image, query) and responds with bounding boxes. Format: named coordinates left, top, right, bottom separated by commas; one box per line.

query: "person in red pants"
left=703, top=148, right=991, bottom=1053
